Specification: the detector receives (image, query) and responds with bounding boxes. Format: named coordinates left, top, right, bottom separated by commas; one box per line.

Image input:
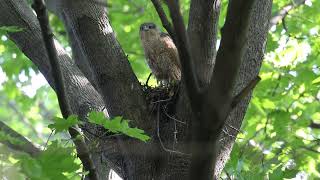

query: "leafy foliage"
left=88, top=111, right=150, bottom=142
left=223, top=0, right=320, bottom=179
left=48, top=112, right=150, bottom=142
left=18, top=141, right=81, bottom=180
left=48, top=115, right=78, bottom=134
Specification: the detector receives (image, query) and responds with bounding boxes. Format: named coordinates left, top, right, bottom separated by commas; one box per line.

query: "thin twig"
left=150, top=0, right=175, bottom=38
left=225, top=123, right=241, bottom=133
left=31, top=1, right=98, bottom=179
left=162, top=106, right=186, bottom=125
left=222, top=129, right=237, bottom=139
left=269, top=0, right=306, bottom=29
left=151, top=97, right=172, bottom=104
left=156, top=101, right=190, bottom=156
left=146, top=73, right=152, bottom=86
left=231, top=76, right=261, bottom=108
left=44, top=130, right=54, bottom=149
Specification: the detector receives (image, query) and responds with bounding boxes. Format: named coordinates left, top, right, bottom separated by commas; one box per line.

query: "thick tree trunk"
left=0, top=0, right=272, bottom=179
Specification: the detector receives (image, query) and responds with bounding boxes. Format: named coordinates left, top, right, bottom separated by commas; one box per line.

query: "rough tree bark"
left=0, top=0, right=274, bottom=179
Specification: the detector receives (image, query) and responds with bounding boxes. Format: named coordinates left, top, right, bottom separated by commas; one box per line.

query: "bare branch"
left=32, top=1, right=98, bottom=179
left=231, top=76, right=261, bottom=108
left=0, top=121, right=41, bottom=157
left=269, top=0, right=306, bottom=29
left=188, top=0, right=221, bottom=86
left=166, top=0, right=202, bottom=114
left=214, top=0, right=272, bottom=176
left=188, top=0, right=257, bottom=179
left=151, top=0, right=175, bottom=38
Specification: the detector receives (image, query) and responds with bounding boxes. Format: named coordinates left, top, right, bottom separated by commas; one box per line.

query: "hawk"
left=139, top=22, right=181, bottom=84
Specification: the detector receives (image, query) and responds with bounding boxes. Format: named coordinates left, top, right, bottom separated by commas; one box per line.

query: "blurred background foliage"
left=0, top=0, right=319, bottom=179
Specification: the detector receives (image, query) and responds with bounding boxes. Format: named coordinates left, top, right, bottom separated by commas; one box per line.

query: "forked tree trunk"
left=0, top=0, right=272, bottom=179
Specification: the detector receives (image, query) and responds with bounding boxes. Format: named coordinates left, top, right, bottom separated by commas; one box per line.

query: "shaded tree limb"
left=214, top=0, right=272, bottom=177
left=0, top=121, right=41, bottom=157
left=0, top=0, right=112, bottom=178
left=231, top=76, right=261, bottom=108
left=51, top=1, right=166, bottom=178
left=187, top=0, right=221, bottom=86
left=151, top=0, right=175, bottom=38
left=167, top=0, right=202, bottom=114
left=188, top=0, right=257, bottom=179
left=51, top=0, right=149, bottom=131
left=269, top=0, right=306, bottom=28
left=32, top=1, right=98, bottom=179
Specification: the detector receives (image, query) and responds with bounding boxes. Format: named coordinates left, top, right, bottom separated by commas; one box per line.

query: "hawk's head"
left=139, top=23, right=160, bottom=42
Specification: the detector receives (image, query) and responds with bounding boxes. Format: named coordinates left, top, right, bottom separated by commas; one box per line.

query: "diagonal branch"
left=0, top=121, right=41, bottom=157
left=32, top=1, right=98, bottom=179
left=166, top=0, right=202, bottom=114
left=269, top=0, right=306, bottom=29
left=151, top=0, right=175, bottom=38
left=231, top=76, right=261, bottom=108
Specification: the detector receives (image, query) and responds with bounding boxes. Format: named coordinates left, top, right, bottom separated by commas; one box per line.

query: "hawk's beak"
left=143, top=26, right=150, bottom=31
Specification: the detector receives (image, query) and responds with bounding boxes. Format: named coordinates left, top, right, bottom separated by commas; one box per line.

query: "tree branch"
left=188, top=0, right=257, bottom=179
left=166, top=0, right=202, bottom=114
left=269, top=0, right=306, bottom=28
left=0, top=121, right=41, bottom=157
left=231, top=76, right=261, bottom=108
left=51, top=0, right=150, bottom=131
left=214, top=0, right=272, bottom=177
left=187, top=0, right=221, bottom=86
left=0, top=0, right=113, bottom=178
left=32, top=1, right=98, bottom=179
left=151, top=0, right=175, bottom=38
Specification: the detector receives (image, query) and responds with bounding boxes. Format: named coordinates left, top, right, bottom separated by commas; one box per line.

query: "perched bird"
left=139, top=22, right=181, bottom=85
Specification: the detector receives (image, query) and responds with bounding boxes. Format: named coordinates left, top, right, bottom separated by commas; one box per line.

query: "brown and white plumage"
left=139, top=23, right=181, bottom=84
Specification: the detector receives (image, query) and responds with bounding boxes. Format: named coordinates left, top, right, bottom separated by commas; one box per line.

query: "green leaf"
left=16, top=141, right=81, bottom=180
left=88, top=111, right=107, bottom=125
left=88, top=111, right=150, bottom=142
left=312, top=76, right=320, bottom=84
left=38, top=141, right=80, bottom=177
left=18, top=154, right=43, bottom=180
left=48, top=115, right=79, bottom=133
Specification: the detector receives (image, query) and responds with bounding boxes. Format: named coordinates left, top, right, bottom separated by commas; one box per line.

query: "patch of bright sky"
left=265, top=37, right=312, bottom=67
left=309, top=27, right=318, bottom=36
left=109, top=170, right=122, bottom=180
left=305, top=0, right=312, bottom=7
left=15, top=69, right=48, bottom=97
left=1, top=35, right=8, bottom=41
